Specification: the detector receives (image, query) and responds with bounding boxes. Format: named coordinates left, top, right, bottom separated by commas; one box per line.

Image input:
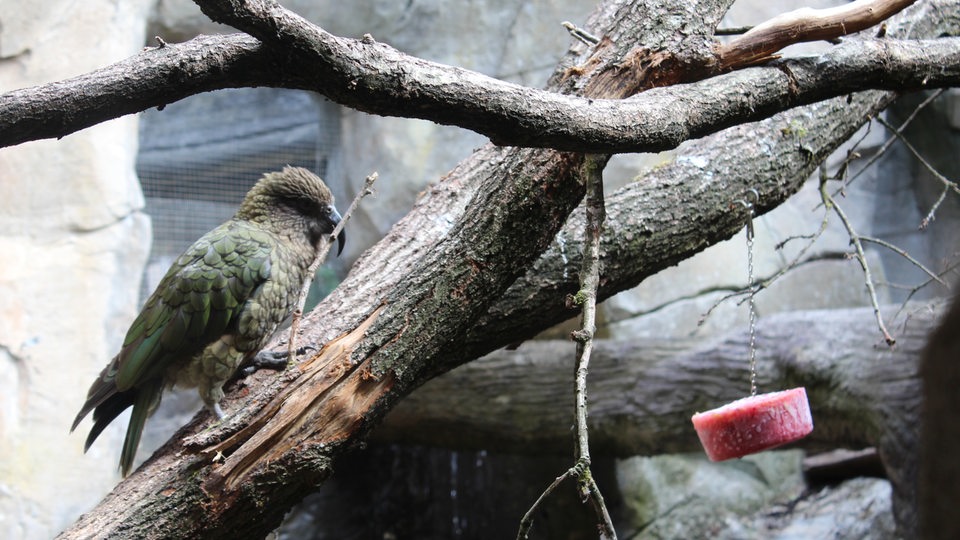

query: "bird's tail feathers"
left=120, top=381, right=163, bottom=477
left=82, top=391, right=136, bottom=452
left=71, top=355, right=124, bottom=432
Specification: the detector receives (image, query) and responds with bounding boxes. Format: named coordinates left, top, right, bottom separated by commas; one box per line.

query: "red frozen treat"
left=691, top=387, right=813, bottom=461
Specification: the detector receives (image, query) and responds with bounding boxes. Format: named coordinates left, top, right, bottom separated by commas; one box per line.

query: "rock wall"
left=0, top=1, right=155, bottom=538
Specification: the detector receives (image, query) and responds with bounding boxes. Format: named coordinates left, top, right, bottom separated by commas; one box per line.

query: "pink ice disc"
left=691, top=387, right=813, bottom=462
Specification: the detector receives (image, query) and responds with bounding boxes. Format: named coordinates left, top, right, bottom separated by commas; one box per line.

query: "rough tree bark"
left=4, top=3, right=960, bottom=151
left=13, top=0, right=950, bottom=537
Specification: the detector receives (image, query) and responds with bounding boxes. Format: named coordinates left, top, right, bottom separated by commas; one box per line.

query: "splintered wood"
left=202, top=306, right=388, bottom=492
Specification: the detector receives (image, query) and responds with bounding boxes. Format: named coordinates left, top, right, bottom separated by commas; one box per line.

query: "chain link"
left=746, top=225, right=758, bottom=397
left=734, top=190, right=760, bottom=397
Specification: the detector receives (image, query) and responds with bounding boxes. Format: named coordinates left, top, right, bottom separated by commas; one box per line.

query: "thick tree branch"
left=459, top=89, right=895, bottom=360
left=3, top=22, right=960, bottom=150
left=0, top=35, right=272, bottom=148
left=919, top=294, right=960, bottom=539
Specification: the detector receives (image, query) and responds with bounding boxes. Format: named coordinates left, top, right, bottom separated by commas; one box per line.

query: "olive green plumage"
left=72, top=166, right=345, bottom=476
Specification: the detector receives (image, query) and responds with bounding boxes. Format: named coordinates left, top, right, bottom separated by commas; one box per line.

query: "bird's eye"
left=280, top=195, right=316, bottom=216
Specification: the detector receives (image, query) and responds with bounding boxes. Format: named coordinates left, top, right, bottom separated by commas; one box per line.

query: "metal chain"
left=746, top=219, right=758, bottom=397
left=735, top=189, right=760, bottom=397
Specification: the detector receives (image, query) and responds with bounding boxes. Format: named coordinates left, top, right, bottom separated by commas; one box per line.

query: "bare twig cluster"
left=697, top=207, right=833, bottom=330
left=872, top=114, right=960, bottom=229
left=701, top=89, right=957, bottom=346
left=842, top=90, right=945, bottom=191
left=824, top=92, right=957, bottom=342
left=818, top=167, right=897, bottom=345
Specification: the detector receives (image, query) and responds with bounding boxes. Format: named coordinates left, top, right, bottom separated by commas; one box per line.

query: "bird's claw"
left=243, top=346, right=316, bottom=376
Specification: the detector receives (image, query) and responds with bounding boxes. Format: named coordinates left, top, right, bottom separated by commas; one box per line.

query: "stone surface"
left=616, top=451, right=806, bottom=538
left=616, top=453, right=899, bottom=539
left=753, top=478, right=899, bottom=539
left=0, top=0, right=154, bottom=537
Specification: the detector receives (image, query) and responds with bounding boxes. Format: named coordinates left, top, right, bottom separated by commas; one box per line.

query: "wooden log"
left=378, top=303, right=940, bottom=532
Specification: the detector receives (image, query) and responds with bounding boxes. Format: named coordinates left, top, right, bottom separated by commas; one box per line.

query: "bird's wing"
left=71, top=220, right=274, bottom=426
left=113, top=221, right=275, bottom=390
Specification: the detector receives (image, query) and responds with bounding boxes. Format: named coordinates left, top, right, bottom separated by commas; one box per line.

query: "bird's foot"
left=209, top=402, right=225, bottom=421
left=242, top=346, right=316, bottom=376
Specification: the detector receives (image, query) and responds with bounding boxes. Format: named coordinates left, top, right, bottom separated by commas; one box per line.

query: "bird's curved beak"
left=336, top=228, right=346, bottom=256
left=328, top=206, right=345, bottom=256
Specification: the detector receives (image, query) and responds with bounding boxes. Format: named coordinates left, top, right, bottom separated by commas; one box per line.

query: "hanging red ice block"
left=691, top=387, right=813, bottom=461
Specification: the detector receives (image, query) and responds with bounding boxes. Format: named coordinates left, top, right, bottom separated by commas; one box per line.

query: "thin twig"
left=873, top=115, right=960, bottom=196
left=572, top=155, right=615, bottom=537
left=774, top=231, right=819, bottom=251
left=873, top=114, right=960, bottom=229
left=859, top=235, right=948, bottom=287
left=517, top=155, right=615, bottom=540
left=287, top=172, right=378, bottom=361
left=921, top=186, right=951, bottom=230
left=832, top=117, right=873, bottom=185
left=715, top=25, right=754, bottom=36
left=892, top=259, right=960, bottom=320
left=516, top=469, right=575, bottom=539
left=561, top=21, right=600, bottom=46
left=844, top=89, right=946, bottom=189
left=819, top=166, right=896, bottom=345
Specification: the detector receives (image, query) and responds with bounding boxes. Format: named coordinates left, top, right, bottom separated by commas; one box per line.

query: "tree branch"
left=287, top=172, right=377, bottom=361
left=519, top=155, right=615, bottom=540
left=820, top=167, right=897, bottom=345
left=3, top=14, right=960, bottom=150
left=919, top=294, right=960, bottom=539
left=717, top=0, right=917, bottom=68
left=457, top=89, right=894, bottom=361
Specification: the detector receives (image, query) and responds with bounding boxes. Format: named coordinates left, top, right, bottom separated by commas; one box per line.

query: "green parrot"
left=71, top=166, right=345, bottom=476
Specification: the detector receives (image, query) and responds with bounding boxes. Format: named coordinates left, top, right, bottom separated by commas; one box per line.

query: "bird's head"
left=237, top=166, right=346, bottom=255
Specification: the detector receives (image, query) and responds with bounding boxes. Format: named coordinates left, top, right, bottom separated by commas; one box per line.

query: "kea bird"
left=72, top=166, right=345, bottom=476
